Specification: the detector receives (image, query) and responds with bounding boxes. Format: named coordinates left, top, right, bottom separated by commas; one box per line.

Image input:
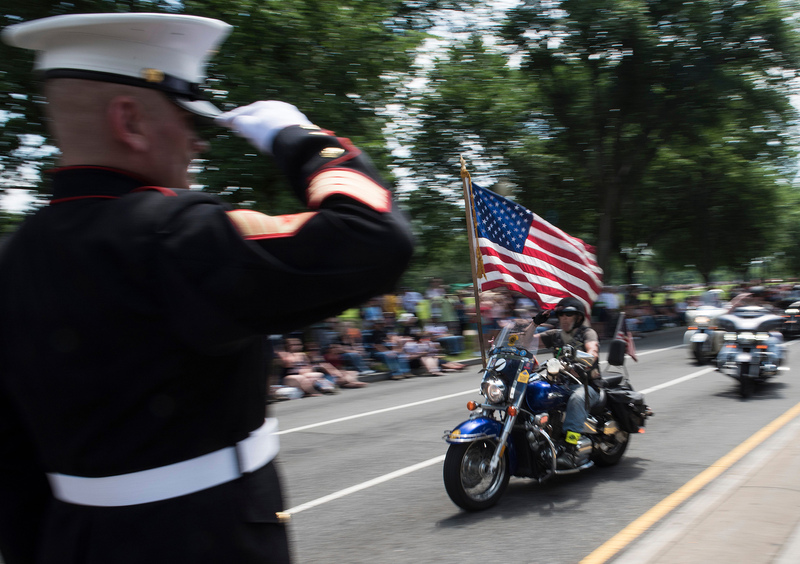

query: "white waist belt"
left=47, top=418, right=279, bottom=507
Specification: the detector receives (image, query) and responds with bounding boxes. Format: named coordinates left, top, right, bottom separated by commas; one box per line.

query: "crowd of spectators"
left=268, top=278, right=474, bottom=400
left=269, top=279, right=788, bottom=401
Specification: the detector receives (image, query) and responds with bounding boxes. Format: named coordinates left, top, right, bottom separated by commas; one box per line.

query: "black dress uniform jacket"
left=0, top=125, right=413, bottom=564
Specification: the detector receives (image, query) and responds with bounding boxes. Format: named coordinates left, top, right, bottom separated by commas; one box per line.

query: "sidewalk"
left=610, top=406, right=800, bottom=564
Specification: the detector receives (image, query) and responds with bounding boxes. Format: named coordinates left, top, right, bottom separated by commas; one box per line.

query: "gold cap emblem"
left=141, top=68, right=165, bottom=83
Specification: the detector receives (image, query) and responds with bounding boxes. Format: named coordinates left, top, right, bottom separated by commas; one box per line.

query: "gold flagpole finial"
left=460, top=155, right=470, bottom=180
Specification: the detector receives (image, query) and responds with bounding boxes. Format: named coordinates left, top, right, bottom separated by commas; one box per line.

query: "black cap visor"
left=43, top=68, right=222, bottom=125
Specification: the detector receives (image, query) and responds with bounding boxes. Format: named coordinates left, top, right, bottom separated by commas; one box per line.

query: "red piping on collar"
left=50, top=195, right=119, bottom=204
left=50, top=186, right=177, bottom=205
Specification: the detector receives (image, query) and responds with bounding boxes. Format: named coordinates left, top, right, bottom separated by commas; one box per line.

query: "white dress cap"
left=2, top=12, right=232, bottom=118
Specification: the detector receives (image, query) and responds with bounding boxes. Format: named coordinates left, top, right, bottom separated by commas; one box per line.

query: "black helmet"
left=557, top=296, right=585, bottom=314
left=556, top=296, right=586, bottom=322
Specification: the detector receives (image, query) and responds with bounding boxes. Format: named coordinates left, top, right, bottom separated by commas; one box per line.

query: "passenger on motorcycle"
left=525, top=297, right=600, bottom=468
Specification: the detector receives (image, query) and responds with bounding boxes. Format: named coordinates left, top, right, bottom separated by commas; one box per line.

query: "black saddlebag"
left=605, top=385, right=648, bottom=433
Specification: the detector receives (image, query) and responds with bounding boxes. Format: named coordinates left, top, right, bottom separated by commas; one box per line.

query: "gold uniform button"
left=276, top=511, right=291, bottom=524
left=320, top=147, right=345, bottom=158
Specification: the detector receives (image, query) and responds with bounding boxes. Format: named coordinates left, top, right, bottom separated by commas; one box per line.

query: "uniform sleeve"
left=0, top=387, right=52, bottom=564
left=155, top=127, right=414, bottom=347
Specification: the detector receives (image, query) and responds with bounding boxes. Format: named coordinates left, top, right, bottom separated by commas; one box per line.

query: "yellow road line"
left=581, top=400, right=800, bottom=564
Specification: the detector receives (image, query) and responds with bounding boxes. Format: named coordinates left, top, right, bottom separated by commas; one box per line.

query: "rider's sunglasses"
left=557, top=311, right=577, bottom=317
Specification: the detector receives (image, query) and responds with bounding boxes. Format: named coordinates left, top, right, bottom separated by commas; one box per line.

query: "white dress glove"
left=215, top=101, right=313, bottom=154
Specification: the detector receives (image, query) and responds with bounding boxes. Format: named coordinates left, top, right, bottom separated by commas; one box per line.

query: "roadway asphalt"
left=609, top=398, right=800, bottom=564
left=358, top=328, right=800, bottom=564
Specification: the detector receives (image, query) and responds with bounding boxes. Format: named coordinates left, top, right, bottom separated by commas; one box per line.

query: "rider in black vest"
left=528, top=297, right=601, bottom=469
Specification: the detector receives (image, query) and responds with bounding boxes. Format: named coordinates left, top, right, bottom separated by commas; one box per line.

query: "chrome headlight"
left=695, top=315, right=710, bottom=326
left=481, top=377, right=507, bottom=403
left=786, top=309, right=799, bottom=315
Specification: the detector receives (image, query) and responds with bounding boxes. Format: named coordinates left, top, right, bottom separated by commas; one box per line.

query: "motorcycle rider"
left=525, top=297, right=600, bottom=468
left=716, top=286, right=785, bottom=369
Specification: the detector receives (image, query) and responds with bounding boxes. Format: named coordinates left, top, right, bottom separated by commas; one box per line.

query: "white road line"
left=282, top=343, right=708, bottom=515
left=286, top=455, right=445, bottom=515
left=280, top=343, right=685, bottom=436
left=640, top=367, right=717, bottom=394
left=278, top=390, right=476, bottom=435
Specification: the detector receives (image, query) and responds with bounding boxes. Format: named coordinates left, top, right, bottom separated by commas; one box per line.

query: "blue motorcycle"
left=442, top=323, right=650, bottom=511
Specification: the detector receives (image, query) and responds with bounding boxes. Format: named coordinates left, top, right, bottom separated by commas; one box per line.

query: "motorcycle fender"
left=445, top=417, right=519, bottom=475
left=690, top=333, right=708, bottom=343
left=445, top=417, right=503, bottom=444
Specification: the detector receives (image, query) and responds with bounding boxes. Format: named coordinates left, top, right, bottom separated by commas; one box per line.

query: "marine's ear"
left=107, top=95, right=149, bottom=153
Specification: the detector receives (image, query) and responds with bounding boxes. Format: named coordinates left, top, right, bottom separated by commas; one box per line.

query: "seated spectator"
left=277, top=337, right=336, bottom=396
left=338, top=321, right=377, bottom=374
left=363, top=317, right=413, bottom=380
left=267, top=336, right=304, bottom=402
left=636, top=301, right=659, bottom=332
left=423, top=319, right=465, bottom=355
left=419, top=333, right=466, bottom=372
left=306, top=342, right=368, bottom=389
left=398, top=312, right=422, bottom=339
left=402, top=334, right=441, bottom=375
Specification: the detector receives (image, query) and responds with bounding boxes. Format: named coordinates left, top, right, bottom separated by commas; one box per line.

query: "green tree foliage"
left=181, top=0, right=437, bottom=213
left=402, top=0, right=800, bottom=282
left=4, top=1, right=800, bottom=288
left=0, top=0, right=462, bottom=208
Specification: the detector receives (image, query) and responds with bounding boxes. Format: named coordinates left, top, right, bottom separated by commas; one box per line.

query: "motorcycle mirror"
left=575, top=350, right=595, bottom=367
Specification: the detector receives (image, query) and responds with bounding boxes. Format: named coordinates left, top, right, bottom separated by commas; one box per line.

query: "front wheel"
left=592, top=431, right=630, bottom=467
left=739, top=371, right=755, bottom=398
left=692, top=343, right=705, bottom=365
left=443, top=440, right=510, bottom=511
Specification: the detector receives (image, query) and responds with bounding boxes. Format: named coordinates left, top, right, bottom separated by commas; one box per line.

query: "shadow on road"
left=435, top=455, right=649, bottom=527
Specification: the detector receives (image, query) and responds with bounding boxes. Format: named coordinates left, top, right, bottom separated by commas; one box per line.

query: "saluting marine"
left=0, top=12, right=413, bottom=564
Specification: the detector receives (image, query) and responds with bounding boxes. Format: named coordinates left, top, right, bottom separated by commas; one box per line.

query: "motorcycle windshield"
left=492, top=323, right=515, bottom=349
left=490, top=320, right=541, bottom=353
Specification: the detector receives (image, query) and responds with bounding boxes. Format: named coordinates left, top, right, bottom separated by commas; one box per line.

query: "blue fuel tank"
left=525, top=379, right=570, bottom=412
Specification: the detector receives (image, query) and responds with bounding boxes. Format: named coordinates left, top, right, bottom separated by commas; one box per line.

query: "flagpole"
left=460, top=156, right=487, bottom=367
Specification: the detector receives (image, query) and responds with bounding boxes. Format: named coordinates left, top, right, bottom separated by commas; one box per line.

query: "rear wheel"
left=443, top=440, right=510, bottom=511
left=592, top=431, right=630, bottom=467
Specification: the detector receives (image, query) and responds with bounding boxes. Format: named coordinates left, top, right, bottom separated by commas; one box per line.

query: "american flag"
left=470, top=182, right=603, bottom=309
